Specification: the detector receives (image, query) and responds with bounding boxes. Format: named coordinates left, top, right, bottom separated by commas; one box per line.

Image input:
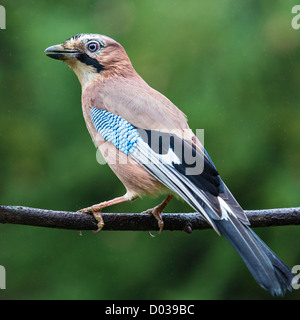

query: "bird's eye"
left=87, top=41, right=100, bottom=53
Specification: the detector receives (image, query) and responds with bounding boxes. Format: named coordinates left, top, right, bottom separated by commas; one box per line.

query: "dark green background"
left=0, top=0, right=299, bottom=299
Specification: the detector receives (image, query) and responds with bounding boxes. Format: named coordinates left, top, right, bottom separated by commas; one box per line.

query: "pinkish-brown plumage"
left=45, top=34, right=293, bottom=295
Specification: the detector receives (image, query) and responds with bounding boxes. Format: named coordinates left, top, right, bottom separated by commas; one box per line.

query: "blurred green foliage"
left=0, top=0, right=299, bottom=299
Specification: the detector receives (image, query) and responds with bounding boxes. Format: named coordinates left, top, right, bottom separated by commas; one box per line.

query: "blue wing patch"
left=90, top=108, right=140, bottom=155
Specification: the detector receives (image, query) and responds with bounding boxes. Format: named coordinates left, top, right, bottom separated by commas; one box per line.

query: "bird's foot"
left=78, top=196, right=130, bottom=233
left=142, top=195, right=173, bottom=234
left=142, top=206, right=164, bottom=234
left=78, top=205, right=104, bottom=233
left=91, top=211, right=105, bottom=233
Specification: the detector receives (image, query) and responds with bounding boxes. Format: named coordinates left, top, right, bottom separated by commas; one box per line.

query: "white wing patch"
left=218, top=196, right=236, bottom=220
left=158, top=147, right=181, bottom=165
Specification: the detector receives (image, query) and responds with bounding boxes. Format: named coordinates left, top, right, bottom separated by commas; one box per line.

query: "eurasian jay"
left=45, top=33, right=293, bottom=296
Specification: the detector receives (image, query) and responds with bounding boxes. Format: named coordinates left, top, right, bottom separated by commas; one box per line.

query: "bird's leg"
left=78, top=195, right=132, bottom=233
left=142, top=195, right=173, bottom=233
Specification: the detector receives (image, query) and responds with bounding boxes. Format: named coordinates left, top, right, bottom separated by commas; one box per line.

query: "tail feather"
left=246, top=226, right=293, bottom=292
left=215, top=214, right=293, bottom=296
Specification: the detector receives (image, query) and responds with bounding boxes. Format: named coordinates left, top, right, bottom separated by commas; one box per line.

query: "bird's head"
left=45, top=33, right=134, bottom=87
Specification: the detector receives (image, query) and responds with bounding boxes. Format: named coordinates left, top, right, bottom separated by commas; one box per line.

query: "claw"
left=157, top=218, right=164, bottom=234
left=147, top=231, right=156, bottom=238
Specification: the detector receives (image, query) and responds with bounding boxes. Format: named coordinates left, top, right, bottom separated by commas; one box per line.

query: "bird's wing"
left=90, top=107, right=247, bottom=233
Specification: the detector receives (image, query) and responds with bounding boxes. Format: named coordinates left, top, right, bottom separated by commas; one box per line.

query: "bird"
left=45, top=33, right=293, bottom=296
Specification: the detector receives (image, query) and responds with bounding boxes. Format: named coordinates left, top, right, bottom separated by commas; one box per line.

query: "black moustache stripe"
left=77, top=53, right=104, bottom=73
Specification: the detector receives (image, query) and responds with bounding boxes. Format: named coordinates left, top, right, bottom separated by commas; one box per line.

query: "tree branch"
left=0, top=205, right=300, bottom=233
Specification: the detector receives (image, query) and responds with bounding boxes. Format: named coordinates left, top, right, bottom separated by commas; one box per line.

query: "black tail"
left=215, top=214, right=293, bottom=296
